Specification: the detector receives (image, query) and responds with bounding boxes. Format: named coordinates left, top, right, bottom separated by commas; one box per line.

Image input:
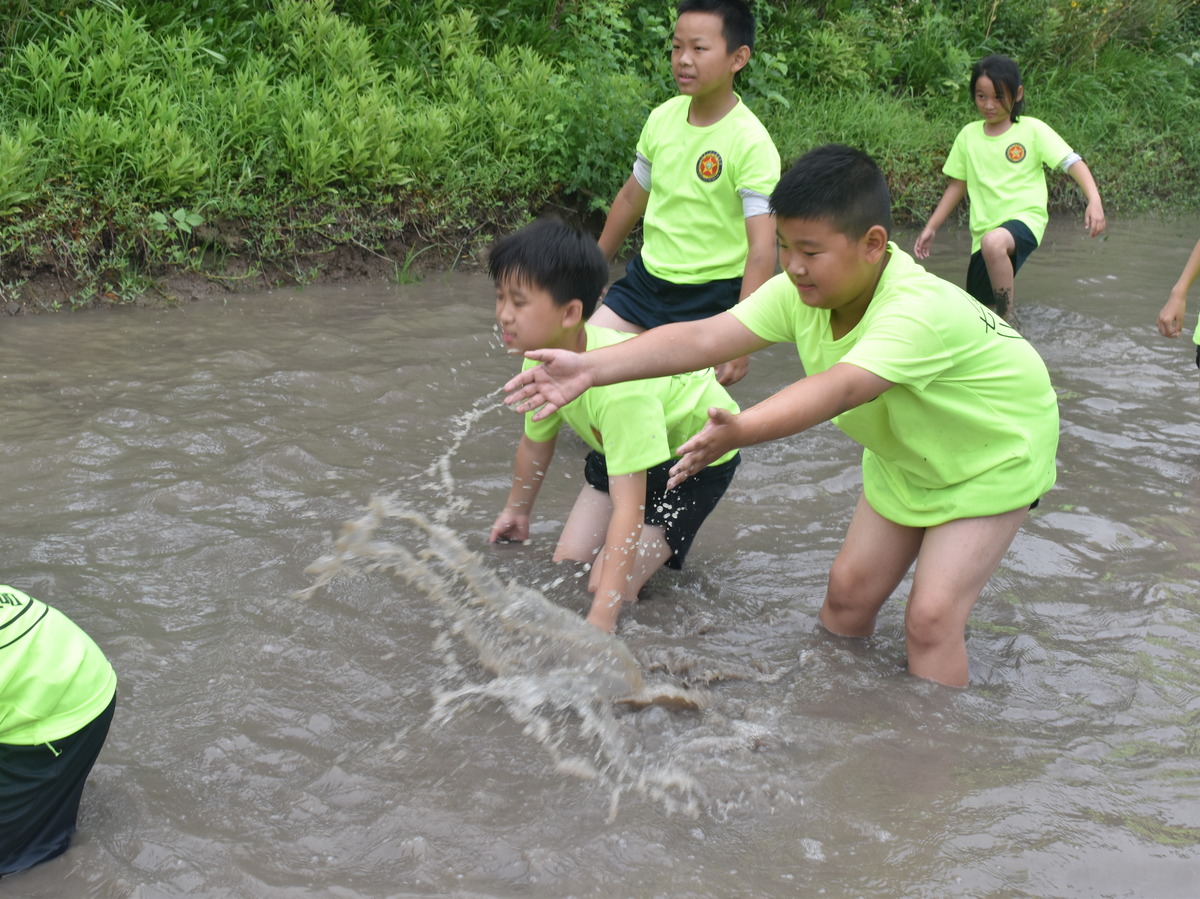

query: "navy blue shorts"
left=599, top=255, right=742, bottom=329
left=583, top=449, right=740, bottom=569
left=0, top=695, right=115, bottom=876
left=965, top=219, right=1038, bottom=307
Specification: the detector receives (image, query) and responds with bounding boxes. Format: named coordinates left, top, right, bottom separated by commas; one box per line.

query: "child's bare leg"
left=554, top=485, right=611, bottom=566
left=588, top=305, right=645, bottom=333
left=555, top=487, right=671, bottom=625
left=980, top=227, right=1017, bottom=321
left=820, top=493, right=924, bottom=638
left=903, top=506, right=1028, bottom=686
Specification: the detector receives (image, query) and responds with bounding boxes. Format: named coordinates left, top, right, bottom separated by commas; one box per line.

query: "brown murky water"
left=3, top=216, right=1199, bottom=898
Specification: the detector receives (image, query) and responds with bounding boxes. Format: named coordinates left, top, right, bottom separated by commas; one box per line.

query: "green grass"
left=0, top=0, right=1198, bottom=308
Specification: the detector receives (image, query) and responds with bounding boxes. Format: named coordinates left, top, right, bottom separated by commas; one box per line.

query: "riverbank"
left=2, top=0, right=1198, bottom=313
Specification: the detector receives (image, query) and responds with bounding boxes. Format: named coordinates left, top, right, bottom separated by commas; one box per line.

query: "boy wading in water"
left=592, top=0, right=779, bottom=386
left=505, top=146, right=1059, bottom=687
left=490, top=218, right=740, bottom=633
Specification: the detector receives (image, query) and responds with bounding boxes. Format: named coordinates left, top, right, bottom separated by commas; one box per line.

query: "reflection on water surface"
left=2, top=218, right=1199, bottom=897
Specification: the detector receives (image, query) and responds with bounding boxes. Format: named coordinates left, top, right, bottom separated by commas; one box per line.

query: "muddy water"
left=3, top=216, right=1199, bottom=898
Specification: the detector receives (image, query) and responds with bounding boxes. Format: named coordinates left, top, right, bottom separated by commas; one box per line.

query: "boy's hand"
left=668, top=407, right=740, bottom=489
left=490, top=510, right=530, bottom=543
left=1084, top=200, right=1106, bottom=238
left=715, top=355, right=750, bottom=386
left=913, top=226, right=936, bottom=259
left=503, top=349, right=593, bottom=421
left=1158, top=293, right=1187, bottom=338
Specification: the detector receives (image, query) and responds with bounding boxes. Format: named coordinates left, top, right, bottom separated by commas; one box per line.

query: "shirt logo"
left=1006, top=142, right=1027, bottom=163
left=696, top=150, right=723, bottom=182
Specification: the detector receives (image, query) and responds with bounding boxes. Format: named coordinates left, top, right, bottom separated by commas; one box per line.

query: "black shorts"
left=0, top=695, right=115, bottom=875
left=583, top=449, right=740, bottom=569
left=1195, top=344, right=1199, bottom=369
left=599, top=254, right=742, bottom=329
left=965, top=219, right=1039, bottom=307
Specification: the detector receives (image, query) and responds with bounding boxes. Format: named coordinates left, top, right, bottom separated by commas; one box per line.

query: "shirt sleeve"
left=942, top=126, right=970, bottom=180
left=633, top=152, right=651, bottom=191
left=729, top=273, right=800, bottom=345
left=731, top=113, right=781, bottom=203
left=1034, top=119, right=1074, bottom=170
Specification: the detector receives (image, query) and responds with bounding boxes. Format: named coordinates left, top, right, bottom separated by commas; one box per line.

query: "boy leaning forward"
left=490, top=218, right=740, bottom=633
left=505, top=145, right=1059, bottom=687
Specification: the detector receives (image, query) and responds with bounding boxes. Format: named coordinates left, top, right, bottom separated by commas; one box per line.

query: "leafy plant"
left=149, top=207, right=204, bottom=235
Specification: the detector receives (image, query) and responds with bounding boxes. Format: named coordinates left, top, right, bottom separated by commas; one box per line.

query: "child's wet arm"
left=1159, top=238, right=1200, bottom=337
left=925, top=180, right=967, bottom=231
left=1066, top=159, right=1103, bottom=204
left=587, top=472, right=646, bottom=630
left=1172, top=238, right=1200, bottom=298
left=739, top=214, right=777, bottom=301
left=587, top=314, right=770, bottom=387
left=502, top=434, right=556, bottom=515
left=735, top=363, right=893, bottom=445
left=914, top=180, right=966, bottom=257
left=1066, top=160, right=1106, bottom=235
left=598, top=176, right=650, bottom=261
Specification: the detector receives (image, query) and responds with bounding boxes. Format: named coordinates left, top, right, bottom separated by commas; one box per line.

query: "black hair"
left=971, top=54, right=1025, bottom=122
left=676, top=0, right=756, bottom=52
left=487, top=218, right=608, bottom=318
left=769, top=144, right=893, bottom=239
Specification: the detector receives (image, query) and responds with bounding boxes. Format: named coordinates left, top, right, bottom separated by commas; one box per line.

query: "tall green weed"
left=2, top=0, right=1200, bottom=307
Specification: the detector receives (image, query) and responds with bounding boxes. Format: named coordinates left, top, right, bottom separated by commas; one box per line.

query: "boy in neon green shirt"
left=592, top=0, right=780, bottom=387
left=1, top=585, right=116, bottom=875
left=504, top=145, right=1059, bottom=687
left=490, top=218, right=740, bottom=633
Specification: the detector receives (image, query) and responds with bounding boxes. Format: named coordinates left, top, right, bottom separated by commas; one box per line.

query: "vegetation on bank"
left=1, top=0, right=1198, bottom=310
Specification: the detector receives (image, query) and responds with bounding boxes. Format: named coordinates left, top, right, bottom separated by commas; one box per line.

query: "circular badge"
left=1006, top=142, right=1027, bottom=163
left=696, top=150, right=723, bottom=182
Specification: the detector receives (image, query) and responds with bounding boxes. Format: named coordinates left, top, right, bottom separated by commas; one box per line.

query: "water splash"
left=421, top=394, right=501, bottom=523
left=302, top=494, right=708, bottom=818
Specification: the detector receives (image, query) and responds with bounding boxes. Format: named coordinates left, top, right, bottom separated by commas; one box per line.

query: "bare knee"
left=979, top=229, right=1013, bottom=261
left=904, top=594, right=962, bottom=654
left=821, top=557, right=883, bottom=637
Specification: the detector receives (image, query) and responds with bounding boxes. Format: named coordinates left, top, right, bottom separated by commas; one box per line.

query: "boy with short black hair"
left=504, top=146, right=1060, bottom=686
left=489, top=217, right=740, bottom=632
left=592, top=0, right=780, bottom=387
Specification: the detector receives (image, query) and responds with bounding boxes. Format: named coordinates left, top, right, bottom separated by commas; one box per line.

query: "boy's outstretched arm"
left=914, top=179, right=967, bottom=259
left=504, top=312, right=770, bottom=420
left=597, top=175, right=651, bottom=262
left=490, top=435, right=556, bottom=543
left=1066, top=160, right=1106, bottom=237
left=1159, top=237, right=1200, bottom=338
left=585, top=471, right=646, bottom=632
left=716, top=213, right=777, bottom=386
left=668, top=362, right=894, bottom=488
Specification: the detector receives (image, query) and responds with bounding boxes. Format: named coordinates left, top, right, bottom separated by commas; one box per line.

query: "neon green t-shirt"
left=0, top=586, right=117, bottom=745
left=729, top=245, right=1059, bottom=526
left=943, top=117, right=1074, bottom=252
left=637, top=95, right=780, bottom=284
left=523, top=325, right=739, bottom=476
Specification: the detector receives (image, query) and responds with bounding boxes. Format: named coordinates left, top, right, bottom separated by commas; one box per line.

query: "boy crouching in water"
left=489, top=218, right=741, bottom=632
left=503, top=146, right=1059, bottom=686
